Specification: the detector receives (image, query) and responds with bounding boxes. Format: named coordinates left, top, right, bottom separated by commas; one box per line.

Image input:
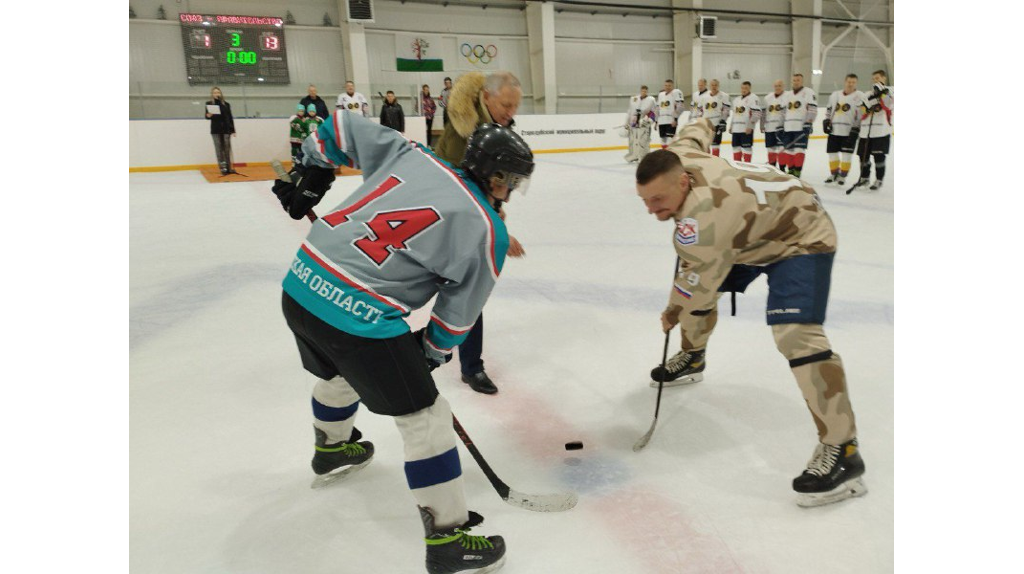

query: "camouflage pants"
left=678, top=304, right=857, bottom=445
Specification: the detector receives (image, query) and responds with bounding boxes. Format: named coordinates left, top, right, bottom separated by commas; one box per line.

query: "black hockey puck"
left=564, top=441, right=583, bottom=451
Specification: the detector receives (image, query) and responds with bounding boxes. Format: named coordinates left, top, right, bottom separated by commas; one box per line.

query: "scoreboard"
left=179, top=13, right=290, bottom=85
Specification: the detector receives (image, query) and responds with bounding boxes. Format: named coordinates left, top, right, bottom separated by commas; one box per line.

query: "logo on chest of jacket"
left=676, top=218, right=699, bottom=245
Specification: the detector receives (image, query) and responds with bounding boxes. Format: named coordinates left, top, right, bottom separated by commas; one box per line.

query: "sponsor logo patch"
left=675, top=218, right=699, bottom=245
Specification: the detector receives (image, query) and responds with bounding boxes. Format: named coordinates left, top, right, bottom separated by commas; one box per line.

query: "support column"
left=791, top=0, right=823, bottom=92
left=672, top=0, right=702, bottom=97
left=337, top=2, right=370, bottom=94
left=526, top=1, right=557, bottom=114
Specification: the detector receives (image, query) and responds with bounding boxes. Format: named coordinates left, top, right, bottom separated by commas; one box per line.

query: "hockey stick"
left=846, top=110, right=874, bottom=195
left=452, top=414, right=579, bottom=512
left=271, top=160, right=318, bottom=222
left=633, top=257, right=680, bottom=452
left=633, top=328, right=671, bottom=452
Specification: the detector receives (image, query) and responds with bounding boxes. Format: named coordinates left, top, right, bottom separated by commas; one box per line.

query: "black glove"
left=872, top=82, right=889, bottom=97
left=849, top=126, right=860, bottom=142
left=413, top=328, right=452, bottom=372
left=822, top=119, right=832, bottom=135
left=715, top=122, right=726, bottom=135
left=272, top=164, right=335, bottom=220
left=803, top=123, right=812, bottom=136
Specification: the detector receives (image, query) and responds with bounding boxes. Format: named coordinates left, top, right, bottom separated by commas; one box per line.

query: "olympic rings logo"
left=461, top=43, right=497, bottom=65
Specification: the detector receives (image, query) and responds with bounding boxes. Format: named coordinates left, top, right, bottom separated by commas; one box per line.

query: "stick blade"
left=503, top=488, right=579, bottom=513
left=632, top=417, right=658, bottom=452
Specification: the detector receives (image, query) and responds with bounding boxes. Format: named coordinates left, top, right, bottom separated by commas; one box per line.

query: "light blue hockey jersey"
left=283, top=112, right=509, bottom=354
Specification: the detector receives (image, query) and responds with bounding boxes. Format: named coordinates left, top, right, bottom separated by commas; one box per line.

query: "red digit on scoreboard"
left=263, top=35, right=279, bottom=50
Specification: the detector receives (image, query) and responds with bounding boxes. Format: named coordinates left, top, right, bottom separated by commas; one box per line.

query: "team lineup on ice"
left=130, top=73, right=893, bottom=573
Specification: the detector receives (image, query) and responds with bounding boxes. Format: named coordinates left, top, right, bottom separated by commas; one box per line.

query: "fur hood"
left=448, top=72, right=492, bottom=137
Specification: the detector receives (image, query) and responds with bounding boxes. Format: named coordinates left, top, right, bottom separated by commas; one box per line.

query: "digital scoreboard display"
left=179, top=13, right=290, bottom=85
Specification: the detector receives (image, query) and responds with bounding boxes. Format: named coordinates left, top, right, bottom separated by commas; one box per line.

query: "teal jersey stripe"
left=425, top=321, right=467, bottom=351
left=315, top=116, right=356, bottom=168
left=281, top=249, right=410, bottom=339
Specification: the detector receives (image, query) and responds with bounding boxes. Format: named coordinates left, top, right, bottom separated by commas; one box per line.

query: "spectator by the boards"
left=301, top=84, right=330, bottom=119
left=379, top=91, right=405, bottom=133
left=204, top=86, right=236, bottom=175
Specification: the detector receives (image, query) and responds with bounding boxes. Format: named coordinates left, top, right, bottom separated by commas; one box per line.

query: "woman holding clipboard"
left=205, top=87, right=236, bottom=175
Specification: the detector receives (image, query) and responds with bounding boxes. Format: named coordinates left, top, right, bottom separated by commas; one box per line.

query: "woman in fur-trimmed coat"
left=433, top=71, right=525, bottom=395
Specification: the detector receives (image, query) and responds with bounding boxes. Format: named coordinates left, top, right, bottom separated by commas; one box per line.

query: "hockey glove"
left=413, top=328, right=452, bottom=372
left=848, top=127, right=860, bottom=144
left=715, top=122, right=726, bottom=136
left=273, top=164, right=336, bottom=220
left=872, top=82, right=888, bottom=97
left=822, top=119, right=832, bottom=135
left=803, top=123, right=813, bottom=136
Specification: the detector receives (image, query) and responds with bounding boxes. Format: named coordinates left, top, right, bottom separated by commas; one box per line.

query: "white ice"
left=130, top=140, right=893, bottom=573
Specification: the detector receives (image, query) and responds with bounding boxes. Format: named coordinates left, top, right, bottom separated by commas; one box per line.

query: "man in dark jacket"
left=380, top=91, right=405, bottom=133
left=300, top=84, right=330, bottom=119
left=433, top=71, right=524, bottom=395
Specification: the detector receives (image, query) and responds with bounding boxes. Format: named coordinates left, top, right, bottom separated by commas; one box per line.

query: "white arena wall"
left=128, top=112, right=833, bottom=170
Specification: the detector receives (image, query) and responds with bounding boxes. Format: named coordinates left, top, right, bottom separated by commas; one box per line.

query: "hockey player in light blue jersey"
left=273, top=112, right=533, bottom=574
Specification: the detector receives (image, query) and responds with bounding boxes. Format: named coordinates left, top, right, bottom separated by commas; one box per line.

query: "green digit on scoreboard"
left=226, top=51, right=236, bottom=64
left=231, top=33, right=241, bottom=47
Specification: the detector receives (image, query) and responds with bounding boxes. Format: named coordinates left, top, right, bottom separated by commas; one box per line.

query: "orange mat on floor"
left=200, top=163, right=362, bottom=184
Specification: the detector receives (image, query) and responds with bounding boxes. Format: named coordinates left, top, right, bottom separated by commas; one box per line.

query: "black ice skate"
left=836, top=175, right=847, bottom=186
left=793, top=439, right=867, bottom=507
left=649, top=349, right=705, bottom=388
left=869, top=179, right=883, bottom=191
left=310, top=427, right=374, bottom=489
left=421, top=506, right=506, bottom=574
left=824, top=174, right=837, bottom=184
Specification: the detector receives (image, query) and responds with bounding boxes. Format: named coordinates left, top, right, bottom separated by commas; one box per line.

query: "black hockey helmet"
left=461, top=123, right=535, bottom=195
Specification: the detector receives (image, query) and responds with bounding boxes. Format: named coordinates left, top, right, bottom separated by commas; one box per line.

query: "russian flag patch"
left=674, top=284, right=692, bottom=299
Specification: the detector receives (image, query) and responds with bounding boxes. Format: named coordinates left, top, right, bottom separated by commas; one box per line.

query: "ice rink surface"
left=130, top=139, right=893, bottom=573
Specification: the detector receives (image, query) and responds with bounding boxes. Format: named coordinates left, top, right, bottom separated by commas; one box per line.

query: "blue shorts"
left=731, top=132, right=753, bottom=149
left=717, top=252, right=835, bottom=325
left=765, top=131, right=782, bottom=148
left=781, top=130, right=808, bottom=151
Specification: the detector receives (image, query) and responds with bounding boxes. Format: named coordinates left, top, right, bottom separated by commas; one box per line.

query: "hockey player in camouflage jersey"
left=635, top=118, right=866, bottom=507
left=272, top=111, right=534, bottom=573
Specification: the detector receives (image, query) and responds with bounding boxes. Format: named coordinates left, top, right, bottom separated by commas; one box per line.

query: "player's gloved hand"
left=640, top=116, right=653, bottom=128
left=274, top=164, right=336, bottom=220
left=822, top=119, right=832, bottom=134
left=716, top=122, right=726, bottom=136
left=661, top=307, right=682, bottom=334
left=849, top=126, right=860, bottom=142
left=872, top=82, right=888, bottom=97
left=803, top=123, right=813, bottom=136
left=413, top=328, right=453, bottom=372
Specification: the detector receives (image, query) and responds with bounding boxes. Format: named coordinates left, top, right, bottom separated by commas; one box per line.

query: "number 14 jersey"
left=284, top=112, right=508, bottom=353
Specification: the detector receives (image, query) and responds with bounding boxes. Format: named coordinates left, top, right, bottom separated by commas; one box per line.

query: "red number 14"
left=321, top=175, right=441, bottom=267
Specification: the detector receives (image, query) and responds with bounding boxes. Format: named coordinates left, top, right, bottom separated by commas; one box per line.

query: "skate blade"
left=310, top=458, right=373, bottom=489
left=796, top=476, right=867, bottom=507
left=649, top=373, right=703, bottom=388
left=464, top=554, right=507, bottom=574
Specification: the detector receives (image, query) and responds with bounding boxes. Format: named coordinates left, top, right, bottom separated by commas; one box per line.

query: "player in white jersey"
left=729, top=81, right=762, bottom=163
left=780, top=73, right=817, bottom=178
left=336, top=81, right=370, bottom=118
left=761, top=79, right=787, bottom=170
left=656, top=79, right=685, bottom=149
left=853, top=70, right=894, bottom=191
left=823, top=74, right=865, bottom=185
left=624, top=85, right=657, bottom=163
left=693, top=79, right=731, bottom=156
left=689, top=78, right=707, bottom=112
